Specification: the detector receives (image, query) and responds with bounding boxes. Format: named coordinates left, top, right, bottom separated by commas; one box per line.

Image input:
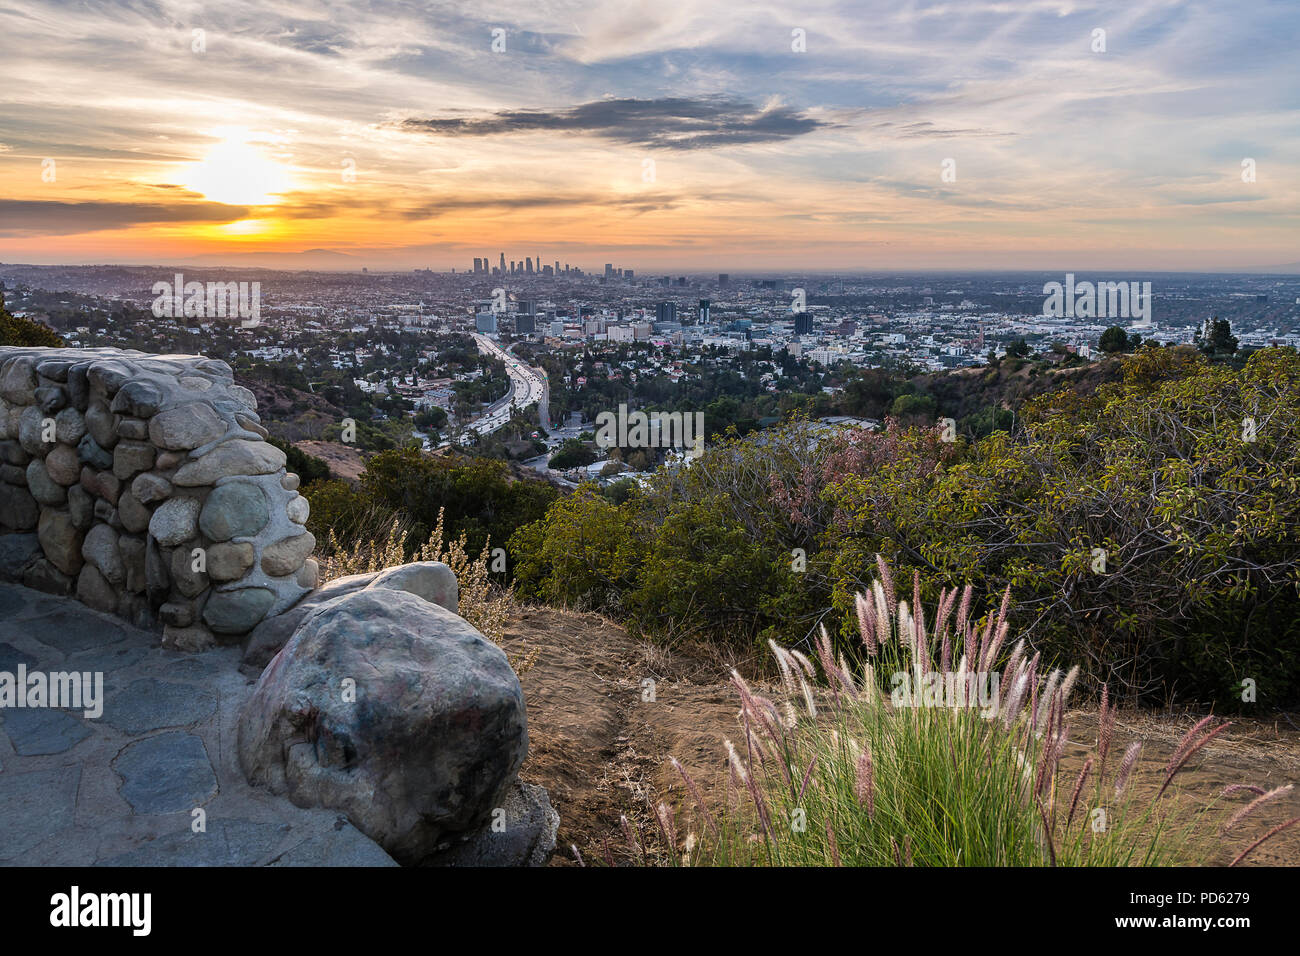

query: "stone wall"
left=0, top=346, right=316, bottom=648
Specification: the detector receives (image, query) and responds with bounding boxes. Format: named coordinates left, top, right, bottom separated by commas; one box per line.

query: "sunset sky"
left=1, top=0, right=1296, bottom=272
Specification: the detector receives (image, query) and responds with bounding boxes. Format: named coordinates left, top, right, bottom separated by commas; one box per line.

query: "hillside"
left=500, top=606, right=1300, bottom=867
left=292, top=440, right=366, bottom=484
left=239, top=378, right=346, bottom=444
left=911, top=352, right=1126, bottom=422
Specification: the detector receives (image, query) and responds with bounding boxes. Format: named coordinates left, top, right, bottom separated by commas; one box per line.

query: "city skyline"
left=1, top=1, right=1297, bottom=272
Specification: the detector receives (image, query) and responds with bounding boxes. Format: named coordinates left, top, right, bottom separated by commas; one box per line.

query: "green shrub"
left=359, top=447, right=557, bottom=559
left=509, top=485, right=643, bottom=612
left=507, top=349, right=1300, bottom=707
left=302, top=479, right=381, bottom=544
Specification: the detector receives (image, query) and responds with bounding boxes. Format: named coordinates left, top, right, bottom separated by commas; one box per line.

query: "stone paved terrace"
left=0, top=582, right=397, bottom=866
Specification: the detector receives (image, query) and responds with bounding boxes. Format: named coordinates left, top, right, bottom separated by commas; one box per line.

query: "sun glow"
left=220, top=219, right=271, bottom=236
left=177, top=129, right=293, bottom=206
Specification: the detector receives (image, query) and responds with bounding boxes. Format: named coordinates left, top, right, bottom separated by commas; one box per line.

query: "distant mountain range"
left=177, top=248, right=368, bottom=271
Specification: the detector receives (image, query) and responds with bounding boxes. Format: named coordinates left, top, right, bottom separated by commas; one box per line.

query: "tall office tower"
left=526, top=257, right=533, bottom=274
left=472, top=257, right=481, bottom=273
left=698, top=299, right=710, bottom=324
left=555, top=260, right=560, bottom=275
left=605, top=263, right=614, bottom=278
left=515, top=314, right=536, bottom=334
left=655, top=301, right=677, bottom=324
left=499, top=252, right=506, bottom=273
left=625, top=269, right=634, bottom=279
left=718, top=274, right=730, bottom=287
left=794, top=312, right=814, bottom=335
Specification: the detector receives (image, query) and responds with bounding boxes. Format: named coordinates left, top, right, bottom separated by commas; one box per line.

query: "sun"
left=220, top=219, right=271, bottom=236
left=178, top=128, right=292, bottom=206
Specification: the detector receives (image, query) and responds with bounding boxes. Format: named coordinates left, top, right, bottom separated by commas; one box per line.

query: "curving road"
left=464, top=332, right=549, bottom=438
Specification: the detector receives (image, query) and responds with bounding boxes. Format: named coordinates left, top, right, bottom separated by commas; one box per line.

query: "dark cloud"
left=0, top=200, right=250, bottom=236
left=401, top=97, right=830, bottom=150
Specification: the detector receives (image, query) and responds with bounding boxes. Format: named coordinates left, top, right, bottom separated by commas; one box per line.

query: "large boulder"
left=239, top=571, right=378, bottom=671
left=422, top=780, right=559, bottom=867
left=236, top=589, right=528, bottom=864
left=240, top=562, right=458, bottom=672
left=368, top=561, right=458, bottom=613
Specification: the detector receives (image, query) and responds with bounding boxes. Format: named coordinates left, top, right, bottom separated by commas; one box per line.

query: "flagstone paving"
left=0, top=582, right=396, bottom=866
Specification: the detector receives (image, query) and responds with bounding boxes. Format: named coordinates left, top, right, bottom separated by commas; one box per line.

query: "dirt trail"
left=1062, top=711, right=1300, bottom=866
left=501, top=607, right=738, bottom=865
left=500, top=607, right=1300, bottom=867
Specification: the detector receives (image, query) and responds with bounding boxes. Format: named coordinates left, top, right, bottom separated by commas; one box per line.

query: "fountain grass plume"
left=1223, top=784, right=1294, bottom=832
left=644, top=561, right=1297, bottom=868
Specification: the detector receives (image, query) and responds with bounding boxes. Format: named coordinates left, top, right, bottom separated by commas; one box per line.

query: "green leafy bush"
left=359, top=447, right=557, bottom=559
left=509, top=349, right=1300, bottom=708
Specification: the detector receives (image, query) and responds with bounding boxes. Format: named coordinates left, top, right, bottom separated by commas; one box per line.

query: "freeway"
left=462, top=332, right=549, bottom=438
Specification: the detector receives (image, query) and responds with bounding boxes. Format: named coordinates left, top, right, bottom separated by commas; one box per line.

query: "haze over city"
left=1, top=0, right=1297, bottom=272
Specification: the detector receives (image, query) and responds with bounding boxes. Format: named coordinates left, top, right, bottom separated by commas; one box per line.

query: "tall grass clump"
left=315, top=506, right=526, bottom=667
left=653, top=560, right=1298, bottom=867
